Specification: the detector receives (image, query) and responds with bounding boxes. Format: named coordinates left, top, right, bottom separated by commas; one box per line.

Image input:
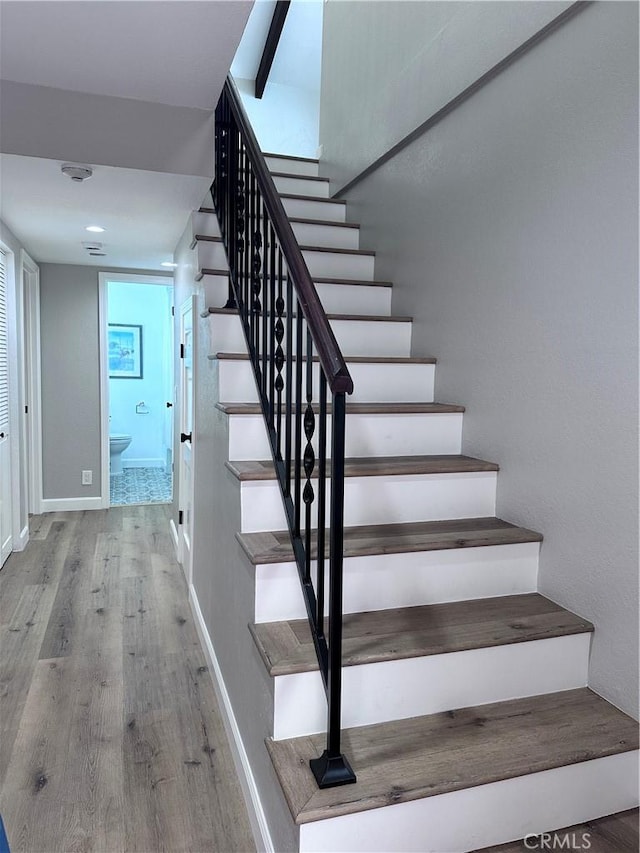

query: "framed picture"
left=108, top=324, right=143, bottom=379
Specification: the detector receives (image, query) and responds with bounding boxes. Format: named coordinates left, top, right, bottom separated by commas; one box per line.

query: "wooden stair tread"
left=195, top=270, right=393, bottom=289
left=288, top=217, right=360, bottom=229
left=264, top=152, right=319, bottom=164
left=206, top=307, right=411, bottom=322
left=237, top=516, right=542, bottom=565
left=191, top=234, right=222, bottom=248
left=215, top=352, right=436, bottom=364
left=270, top=171, right=329, bottom=183
left=226, top=454, right=493, bottom=481
left=251, top=593, right=593, bottom=676
left=279, top=193, right=345, bottom=205
left=298, top=244, right=374, bottom=257
left=195, top=267, right=228, bottom=281
left=267, top=688, right=638, bottom=824
left=218, top=401, right=462, bottom=417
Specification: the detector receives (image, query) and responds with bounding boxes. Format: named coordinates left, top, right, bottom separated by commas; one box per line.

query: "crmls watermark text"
left=524, top=832, right=592, bottom=850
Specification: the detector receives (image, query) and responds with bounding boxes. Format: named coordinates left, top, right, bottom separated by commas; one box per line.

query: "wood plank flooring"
left=0, top=506, right=256, bottom=853
left=475, top=808, right=639, bottom=852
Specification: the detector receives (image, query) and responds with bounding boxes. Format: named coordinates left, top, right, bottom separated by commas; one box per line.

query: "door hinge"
left=24, top=405, right=28, bottom=414
left=178, top=510, right=184, bottom=525
left=180, top=343, right=185, bottom=359
left=171, top=306, right=175, bottom=316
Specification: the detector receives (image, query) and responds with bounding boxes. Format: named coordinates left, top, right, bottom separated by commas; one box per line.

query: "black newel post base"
left=309, top=751, right=357, bottom=789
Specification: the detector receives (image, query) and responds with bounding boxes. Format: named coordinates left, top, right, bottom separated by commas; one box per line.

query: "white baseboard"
left=169, top=517, right=181, bottom=563
left=15, top=524, right=29, bottom=551
left=189, top=584, right=274, bottom=853
left=122, top=458, right=165, bottom=468
left=40, top=496, right=104, bottom=512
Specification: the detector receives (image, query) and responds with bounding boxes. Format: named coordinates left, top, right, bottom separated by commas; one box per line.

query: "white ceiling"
left=0, top=154, right=210, bottom=269
left=0, top=0, right=252, bottom=268
left=0, top=1, right=253, bottom=109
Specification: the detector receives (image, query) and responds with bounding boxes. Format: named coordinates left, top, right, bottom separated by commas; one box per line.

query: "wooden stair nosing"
left=195, top=267, right=228, bottom=282
left=215, top=352, right=436, bottom=365
left=226, top=454, right=496, bottom=483
left=218, top=401, right=463, bottom=417
left=250, top=593, right=594, bottom=677
left=207, top=307, right=411, bottom=323
left=191, top=234, right=223, bottom=249
left=297, top=244, right=374, bottom=258
left=288, top=216, right=360, bottom=229
left=236, top=516, right=542, bottom=565
left=264, top=152, right=319, bottom=164
left=279, top=193, right=346, bottom=206
left=266, top=688, right=638, bottom=825
left=271, top=171, right=329, bottom=183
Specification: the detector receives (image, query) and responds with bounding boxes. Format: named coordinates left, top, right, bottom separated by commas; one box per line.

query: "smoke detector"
left=61, top=164, right=93, bottom=182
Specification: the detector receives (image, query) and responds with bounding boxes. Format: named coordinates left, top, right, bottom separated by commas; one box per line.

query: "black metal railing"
left=213, top=76, right=356, bottom=789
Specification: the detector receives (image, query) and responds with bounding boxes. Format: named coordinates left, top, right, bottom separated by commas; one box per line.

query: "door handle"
left=180, top=432, right=192, bottom=443
left=166, top=402, right=173, bottom=408
left=0, top=432, right=5, bottom=439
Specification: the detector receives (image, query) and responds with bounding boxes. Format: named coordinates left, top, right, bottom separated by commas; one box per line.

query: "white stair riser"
left=228, top=412, right=462, bottom=460
left=272, top=634, right=591, bottom=739
left=197, top=240, right=227, bottom=269
left=198, top=243, right=374, bottom=286
left=272, top=174, right=329, bottom=198
left=281, top=196, right=346, bottom=223
left=291, top=221, right=360, bottom=250
left=238, top=473, right=497, bottom=533
left=200, top=272, right=230, bottom=308
left=314, top=282, right=390, bottom=316
left=192, top=211, right=220, bottom=238
left=266, top=156, right=319, bottom=177
left=218, top=360, right=434, bottom=404
left=253, top=542, right=540, bottom=623
left=303, top=249, right=374, bottom=280
left=299, top=752, right=639, bottom=853
left=209, top=314, right=412, bottom=358
left=202, top=278, right=391, bottom=316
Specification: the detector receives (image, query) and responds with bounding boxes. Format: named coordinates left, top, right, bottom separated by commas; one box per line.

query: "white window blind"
left=0, top=250, right=8, bottom=433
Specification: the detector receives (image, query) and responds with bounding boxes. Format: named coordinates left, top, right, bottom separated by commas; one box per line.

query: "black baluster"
left=316, top=371, right=327, bottom=637
left=274, top=250, right=285, bottom=459
left=293, top=303, right=304, bottom=536
left=310, top=391, right=357, bottom=789
left=284, top=270, right=293, bottom=497
left=303, top=329, right=316, bottom=586
left=269, top=225, right=277, bottom=428
left=262, top=201, right=269, bottom=401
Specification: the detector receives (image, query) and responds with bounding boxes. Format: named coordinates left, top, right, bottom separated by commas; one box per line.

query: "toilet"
left=109, top=434, right=132, bottom=474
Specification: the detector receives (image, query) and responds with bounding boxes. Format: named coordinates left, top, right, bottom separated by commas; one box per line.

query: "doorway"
left=99, top=273, right=174, bottom=507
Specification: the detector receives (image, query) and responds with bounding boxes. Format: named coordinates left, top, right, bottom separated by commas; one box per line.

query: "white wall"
left=320, top=0, right=573, bottom=192
left=319, top=1, right=639, bottom=718
left=234, top=77, right=320, bottom=158
left=107, top=280, right=173, bottom=468
left=232, top=0, right=324, bottom=157
left=0, top=218, right=31, bottom=546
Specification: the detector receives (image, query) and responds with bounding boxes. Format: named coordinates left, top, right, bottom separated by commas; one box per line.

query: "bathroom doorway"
left=99, top=273, right=174, bottom=507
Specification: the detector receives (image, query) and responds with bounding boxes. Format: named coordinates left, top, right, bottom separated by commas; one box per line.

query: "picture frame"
left=108, top=324, right=143, bottom=379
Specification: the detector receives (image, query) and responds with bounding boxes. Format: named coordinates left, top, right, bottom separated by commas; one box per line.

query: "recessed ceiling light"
left=161, top=262, right=178, bottom=268
left=85, top=225, right=105, bottom=233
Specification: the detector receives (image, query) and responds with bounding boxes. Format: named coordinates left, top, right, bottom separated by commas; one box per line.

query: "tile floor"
left=110, top=466, right=172, bottom=506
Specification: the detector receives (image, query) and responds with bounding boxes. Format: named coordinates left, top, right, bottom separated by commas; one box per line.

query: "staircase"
left=190, top=153, right=638, bottom=852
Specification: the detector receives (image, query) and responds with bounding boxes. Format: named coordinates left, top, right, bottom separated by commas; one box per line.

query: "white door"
left=178, top=297, right=195, bottom=583
left=0, top=250, right=13, bottom=566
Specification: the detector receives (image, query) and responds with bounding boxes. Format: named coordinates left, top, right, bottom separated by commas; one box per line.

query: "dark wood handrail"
left=223, top=76, right=353, bottom=395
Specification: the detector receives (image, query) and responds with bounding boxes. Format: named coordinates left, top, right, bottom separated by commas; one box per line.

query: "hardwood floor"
left=0, top=506, right=256, bottom=853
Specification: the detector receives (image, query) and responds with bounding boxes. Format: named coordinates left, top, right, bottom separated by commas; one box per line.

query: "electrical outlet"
left=81, top=470, right=92, bottom=485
